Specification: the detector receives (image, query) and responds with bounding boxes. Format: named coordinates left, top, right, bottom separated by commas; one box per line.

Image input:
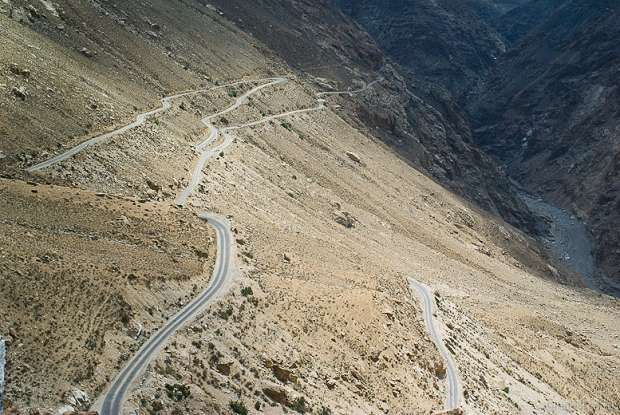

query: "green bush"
left=241, top=286, right=254, bottom=297
left=164, top=383, right=191, bottom=401
left=281, top=121, right=292, bottom=131
left=229, top=400, right=248, bottom=415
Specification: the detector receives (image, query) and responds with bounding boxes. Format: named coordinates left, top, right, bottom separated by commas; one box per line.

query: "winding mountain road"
left=96, top=213, right=234, bottom=415
left=175, top=77, right=383, bottom=206
left=26, top=78, right=283, bottom=173
left=174, top=77, right=288, bottom=206
left=317, top=78, right=384, bottom=97
left=22, top=74, right=382, bottom=414
left=409, top=278, right=462, bottom=411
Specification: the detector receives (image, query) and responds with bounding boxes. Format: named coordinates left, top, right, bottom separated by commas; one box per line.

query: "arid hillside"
left=0, top=1, right=619, bottom=415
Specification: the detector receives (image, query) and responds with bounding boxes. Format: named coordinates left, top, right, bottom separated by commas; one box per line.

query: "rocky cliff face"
left=338, top=0, right=620, bottom=286
left=469, top=0, right=620, bottom=285
left=336, top=0, right=510, bottom=96
left=493, top=0, right=566, bottom=44
left=207, top=0, right=540, bottom=232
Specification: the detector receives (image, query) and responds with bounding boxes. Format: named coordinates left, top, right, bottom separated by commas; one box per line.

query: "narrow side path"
left=174, top=77, right=288, bottom=206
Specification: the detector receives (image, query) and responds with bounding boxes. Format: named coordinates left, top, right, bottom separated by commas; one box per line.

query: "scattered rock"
left=475, top=245, right=492, bottom=256
left=79, top=47, right=93, bottom=58
left=334, top=211, right=356, bottom=228
left=262, top=382, right=289, bottom=405
left=116, top=215, right=131, bottom=226
left=546, top=264, right=561, bottom=279
left=8, top=63, right=20, bottom=75
left=63, top=388, right=90, bottom=412
left=283, top=253, right=291, bottom=262
left=272, top=364, right=298, bottom=384
left=325, top=378, right=337, bottom=389
left=27, top=5, right=39, bottom=18
left=11, top=86, right=27, bottom=100
left=193, top=247, right=209, bottom=259
left=433, top=361, right=446, bottom=378
left=8, top=63, right=31, bottom=78
left=146, top=178, right=162, bottom=192
left=346, top=151, right=362, bottom=163
left=382, top=306, right=394, bottom=319
left=216, top=360, right=234, bottom=376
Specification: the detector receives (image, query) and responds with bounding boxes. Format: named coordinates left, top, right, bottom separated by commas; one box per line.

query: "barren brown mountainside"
left=205, top=0, right=541, bottom=234
left=1, top=0, right=619, bottom=414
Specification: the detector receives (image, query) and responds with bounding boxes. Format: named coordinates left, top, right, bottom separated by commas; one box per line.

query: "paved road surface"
left=409, top=278, right=462, bottom=411
left=42, top=75, right=381, bottom=414
left=96, top=213, right=234, bottom=415
left=317, top=78, right=383, bottom=97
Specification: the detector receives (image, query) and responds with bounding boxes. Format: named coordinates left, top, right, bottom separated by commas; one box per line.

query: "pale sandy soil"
left=51, top=76, right=618, bottom=414
left=1, top=1, right=619, bottom=414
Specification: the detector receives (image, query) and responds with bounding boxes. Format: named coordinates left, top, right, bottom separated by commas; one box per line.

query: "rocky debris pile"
left=11, top=86, right=27, bottom=100
left=264, top=359, right=298, bottom=384
left=9, top=63, right=31, bottom=78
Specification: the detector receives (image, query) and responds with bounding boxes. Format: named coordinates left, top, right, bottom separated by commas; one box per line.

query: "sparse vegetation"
left=290, top=396, right=309, bottom=413
left=164, top=383, right=191, bottom=401
left=229, top=400, right=248, bottom=415
left=217, top=304, right=234, bottom=320
left=281, top=121, right=293, bottom=131
left=241, top=286, right=254, bottom=297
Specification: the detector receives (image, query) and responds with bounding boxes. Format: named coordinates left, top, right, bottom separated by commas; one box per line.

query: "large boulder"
left=262, top=381, right=290, bottom=405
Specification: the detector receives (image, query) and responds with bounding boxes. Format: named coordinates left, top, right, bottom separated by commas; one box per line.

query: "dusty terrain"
left=112, top=80, right=618, bottom=415
left=0, top=179, right=215, bottom=410
left=1, top=1, right=619, bottom=415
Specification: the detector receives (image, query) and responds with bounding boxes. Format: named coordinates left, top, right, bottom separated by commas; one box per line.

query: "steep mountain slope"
left=1, top=1, right=619, bottom=414
left=0, top=0, right=537, bottom=234
left=332, top=0, right=542, bottom=234
left=493, top=0, right=566, bottom=44
left=336, top=0, right=508, bottom=96
left=469, top=0, right=620, bottom=286
left=0, top=0, right=276, bottom=174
